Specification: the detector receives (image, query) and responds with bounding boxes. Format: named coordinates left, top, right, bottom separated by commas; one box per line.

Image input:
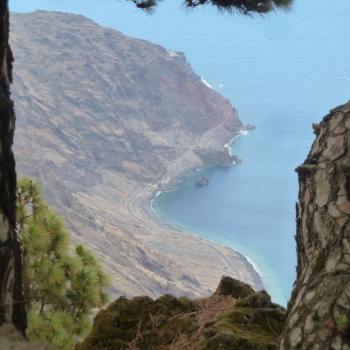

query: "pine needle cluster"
left=131, top=0, right=293, bottom=14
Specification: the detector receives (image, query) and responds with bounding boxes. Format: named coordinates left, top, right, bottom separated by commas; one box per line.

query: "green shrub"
left=17, top=177, right=110, bottom=349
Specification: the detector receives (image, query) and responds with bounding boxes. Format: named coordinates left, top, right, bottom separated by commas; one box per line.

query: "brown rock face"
left=281, top=103, right=350, bottom=349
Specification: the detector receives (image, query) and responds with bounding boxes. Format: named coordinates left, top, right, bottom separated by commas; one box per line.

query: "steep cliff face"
left=11, top=11, right=240, bottom=184
left=281, top=103, right=350, bottom=349
left=10, top=11, right=261, bottom=300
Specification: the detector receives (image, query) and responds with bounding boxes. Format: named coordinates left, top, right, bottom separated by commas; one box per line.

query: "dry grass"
left=166, top=295, right=235, bottom=350
left=127, top=295, right=235, bottom=350
left=128, top=320, right=144, bottom=350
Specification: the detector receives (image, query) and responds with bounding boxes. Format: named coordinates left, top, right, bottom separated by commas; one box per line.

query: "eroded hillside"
left=11, top=11, right=262, bottom=298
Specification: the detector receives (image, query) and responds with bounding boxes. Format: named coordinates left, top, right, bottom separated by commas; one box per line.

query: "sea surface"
left=11, top=0, right=350, bottom=305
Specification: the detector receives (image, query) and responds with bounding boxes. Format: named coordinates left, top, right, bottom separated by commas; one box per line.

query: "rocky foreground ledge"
left=0, top=277, right=283, bottom=349
left=77, top=276, right=286, bottom=350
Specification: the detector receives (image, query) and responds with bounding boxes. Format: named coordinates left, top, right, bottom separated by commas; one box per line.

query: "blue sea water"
left=11, top=0, right=350, bottom=305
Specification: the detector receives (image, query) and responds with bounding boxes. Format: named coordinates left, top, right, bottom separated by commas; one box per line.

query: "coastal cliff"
left=11, top=11, right=262, bottom=299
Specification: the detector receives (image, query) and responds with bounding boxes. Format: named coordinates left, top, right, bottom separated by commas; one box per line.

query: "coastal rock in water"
left=232, top=154, right=243, bottom=165
left=195, top=176, right=209, bottom=187
left=77, top=276, right=286, bottom=350
left=281, top=101, right=350, bottom=349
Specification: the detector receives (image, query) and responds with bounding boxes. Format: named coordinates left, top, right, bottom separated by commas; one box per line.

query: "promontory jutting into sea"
left=11, top=0, right=350, bottom=306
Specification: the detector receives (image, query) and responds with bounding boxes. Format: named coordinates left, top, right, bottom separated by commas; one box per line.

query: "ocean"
left=10, top=0, right=350, bottom=305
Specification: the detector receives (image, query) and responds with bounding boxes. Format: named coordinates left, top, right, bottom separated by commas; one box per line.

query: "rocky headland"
left=10, top=11, right=262, bottom=299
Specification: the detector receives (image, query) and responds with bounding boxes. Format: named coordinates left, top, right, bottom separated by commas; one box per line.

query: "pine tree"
left=16, top=178, right=109, bottom=349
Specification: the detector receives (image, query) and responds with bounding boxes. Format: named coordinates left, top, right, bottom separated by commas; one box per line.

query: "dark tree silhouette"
left=132, top=0, right=292, bottom=13
left=0, top=0, right=26, bottom=335
left=0, top=0, right=295, bottom=337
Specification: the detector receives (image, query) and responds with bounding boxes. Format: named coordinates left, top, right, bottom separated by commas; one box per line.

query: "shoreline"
left=150, top=199, right=265, bottom=285
left=224, top=128, right=249, bottom=157
left=64, top=115, right=266, bottom=298
left=145, top=127, right=265, bottom=292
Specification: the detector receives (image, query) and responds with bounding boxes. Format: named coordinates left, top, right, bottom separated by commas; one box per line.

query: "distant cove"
left=151, top=122, right=303, bottom=306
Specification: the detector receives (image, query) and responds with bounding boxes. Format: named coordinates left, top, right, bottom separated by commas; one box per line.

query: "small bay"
left=152, top=113, right=313, bottom=305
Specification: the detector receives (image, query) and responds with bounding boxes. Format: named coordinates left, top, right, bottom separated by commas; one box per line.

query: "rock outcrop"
left=77, top=276, right=286, bottom=350
left=10, top=11, right=262, bottom=299
left=281, top=103, right=350, bottom=349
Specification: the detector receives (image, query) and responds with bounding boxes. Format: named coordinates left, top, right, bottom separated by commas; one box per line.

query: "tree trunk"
left=281, top=103, right=350, bottom=349
left=0, top=0, right=26, bottom=333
